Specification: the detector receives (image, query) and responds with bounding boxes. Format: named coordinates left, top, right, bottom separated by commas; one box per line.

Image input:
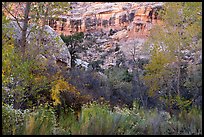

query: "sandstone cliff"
left=48, top=2, right=164, bottom=70
left=51, top=2, right=164, bottom=38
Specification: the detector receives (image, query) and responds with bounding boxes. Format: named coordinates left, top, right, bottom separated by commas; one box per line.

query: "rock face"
left=48, top=2, right=163, bottom=70
left=50, top=2, right=164, bottom=36
left=5, top=2, right=165, bottom=70
left=6, top=21, right=71, bottom=69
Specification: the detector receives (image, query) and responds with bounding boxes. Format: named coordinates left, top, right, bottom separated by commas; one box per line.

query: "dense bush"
left=113, top=101, right=202, bottom=135
left=62, top=68, right=110, bottom=101
left=2, top=103, right=29, bottom=135
left=2, top=50, right=53, bottom=109
left=2, top=103, right=57, bottom=135
left=104, top=66, right=133, bottom=106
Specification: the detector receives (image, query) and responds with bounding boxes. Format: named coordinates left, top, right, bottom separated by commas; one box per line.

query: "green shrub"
left=56, top=108, right=77, bottom=135
left=113, top=101, right=202, bottom=135
left=23, top=104, right=56, bottom=135
left=2, top=101, right=202, bottom=135
left=176, top=107, right=202, bottom=135
left=57, top=102, right=130, bottom=135
left=2, top=103, right=30, bottom=135
left=104, top=67, right=133, bottom=105
left=2, top=42, right=54, bottom=109
left=76, top=102, right=126, bottom=135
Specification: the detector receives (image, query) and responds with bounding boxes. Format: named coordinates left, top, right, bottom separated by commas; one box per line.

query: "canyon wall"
left=50, top=2, right=164, bottom=36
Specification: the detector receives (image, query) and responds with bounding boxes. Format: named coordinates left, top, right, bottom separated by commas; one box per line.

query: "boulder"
left=96, top=38, right=108, bottom=44
left=75, top=59, right=89, bottom=70
left=110, top=29, right=128, bottom=40
left=6, top=21, right=71, bottom=69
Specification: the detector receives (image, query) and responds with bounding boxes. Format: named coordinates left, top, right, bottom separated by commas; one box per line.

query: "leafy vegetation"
left=2, top=2, right=202, bottom=135
left=2, top=102, right=202, bottom=135
left=143, top=2, right=202, bottom=114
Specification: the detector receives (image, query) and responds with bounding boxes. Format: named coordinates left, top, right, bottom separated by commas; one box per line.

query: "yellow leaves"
left=144, top=2, right=202, bottom=98
left=34, top=76, right=44, bottom=82
left=33, top=75, right=47, bottom=85
left=2, top=43, right=15, bottom=85
left=51, top=79, right=80, bottom=106
left=2, top=69, right=9, bottom=85
left=145, top=47, right=169, bottom=74
left=143, top=73, right=160, bottom=96
left=186, top=22, right=201, bottom=38
left=2, top=70, right=5, bottom=80
left=2, top=44, right=14, bottom=63
left=51, top=81, right=62, bottom=106
left=172, top=95, right=193, bottom=110
left=34, top=75, right=46, bottom=82
left=143, top=44, right=174, bottom=96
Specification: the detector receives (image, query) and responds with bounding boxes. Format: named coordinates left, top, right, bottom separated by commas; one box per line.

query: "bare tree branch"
left=2, top=2, right=23, bottom=31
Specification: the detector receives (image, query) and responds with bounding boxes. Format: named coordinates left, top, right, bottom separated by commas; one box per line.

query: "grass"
left=2, top=102, right=202, bottom=135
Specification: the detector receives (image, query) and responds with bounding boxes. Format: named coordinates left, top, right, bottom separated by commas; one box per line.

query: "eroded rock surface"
left=6, top=21, right=71, bottom=69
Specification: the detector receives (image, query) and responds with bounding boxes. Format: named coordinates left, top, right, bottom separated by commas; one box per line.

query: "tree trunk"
left=21, top=2, right=31, bottom=60
left=177, top=62, right=181, bottom=97
left=176, top=43, right=181, bottom=97
left=38, top=3, right=49, bottom=48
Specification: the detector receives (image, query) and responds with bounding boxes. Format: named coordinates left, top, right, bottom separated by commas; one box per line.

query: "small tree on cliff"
left=61, top=32, right=86, bottom=67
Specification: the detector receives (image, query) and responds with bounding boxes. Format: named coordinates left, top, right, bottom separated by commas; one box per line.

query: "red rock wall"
left=52, top=3, right=164, bottom=36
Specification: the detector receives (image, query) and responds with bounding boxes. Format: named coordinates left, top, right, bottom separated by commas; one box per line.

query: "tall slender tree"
left=143, top=2, right=202, bottom=113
